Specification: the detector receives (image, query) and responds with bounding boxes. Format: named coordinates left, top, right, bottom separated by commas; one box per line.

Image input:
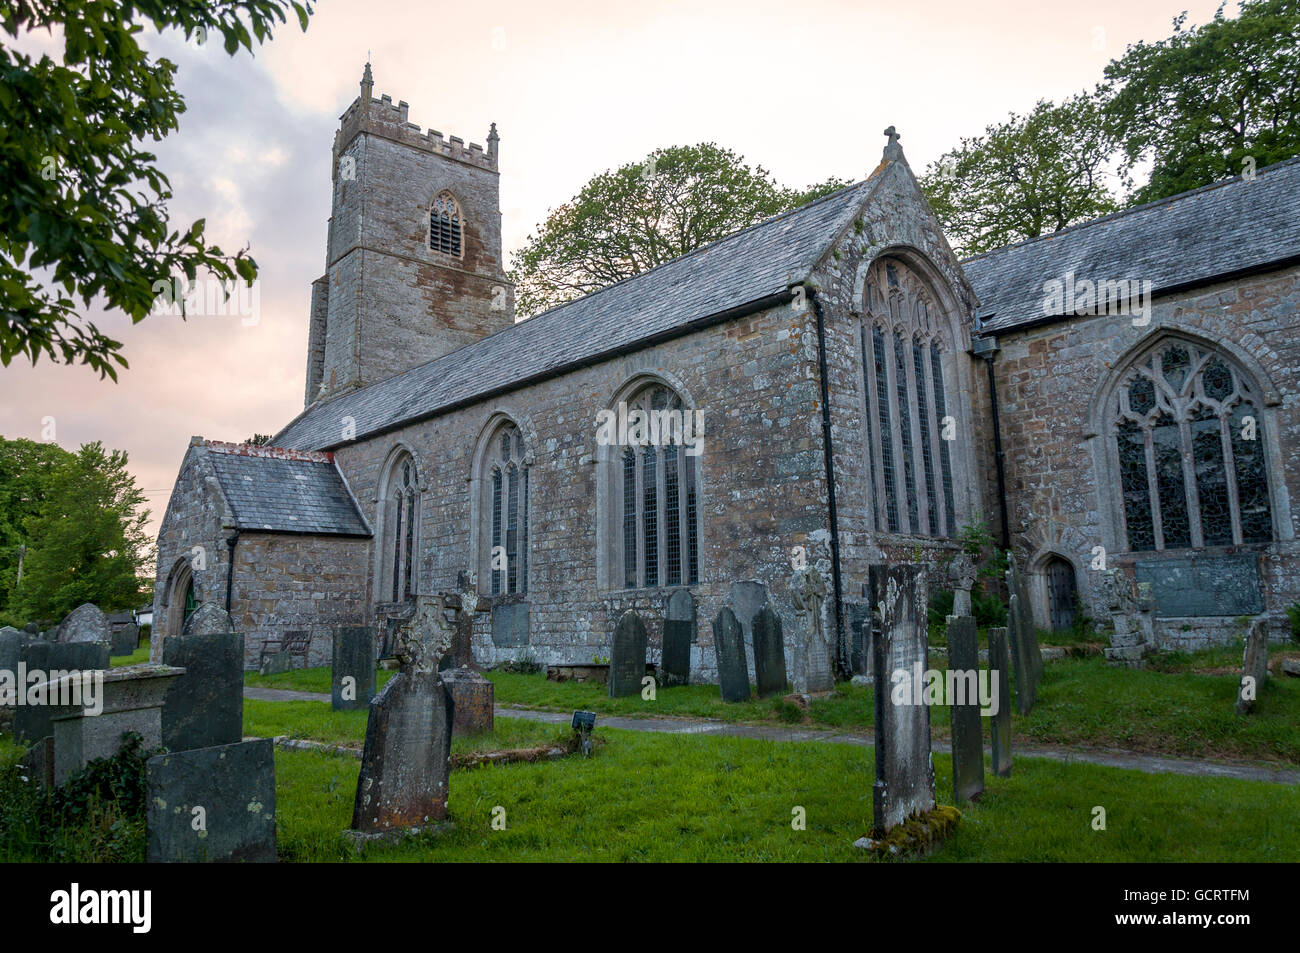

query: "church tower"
left=304, top=64, right=514, bottom=406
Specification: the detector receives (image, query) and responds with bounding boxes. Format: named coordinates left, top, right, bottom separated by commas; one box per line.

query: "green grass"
left=245, top=666, right=396, bottom=694
left=110, top=640, right=151, bottom=667
left=273, top=730, right=1300, bottom=862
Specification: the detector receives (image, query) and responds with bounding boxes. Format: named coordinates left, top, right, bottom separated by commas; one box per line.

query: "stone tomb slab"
left=987, top=626, right=1012, bottom=777
left=1137, top=553, right=1264, bottom=618
left=946, top=616, right=984, bottom=803
left=751, top=605, right=788, bottom=697
left=12, top=640, right=110, bottom=745
left=440, top=666, right=494, bottom=734
left=713, top=608, right=750, bottom=703
left=332, top=626, right=377, bottom=711
left=162, top=631, right=244, bottom=752
left=146, top=739, right=276, bottom=862
left=609, top=611, right=649, bottom=698
left=661, top=589, right=694, bottom=687
left=490, top=601, right=530, bottom=647
left=870, top=564, right=935, bottom=836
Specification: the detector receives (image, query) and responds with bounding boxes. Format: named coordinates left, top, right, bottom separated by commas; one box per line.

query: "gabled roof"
left=274, top=171, right=887, bottom=450
left=202, top=442, right=371, bottom=537
left=962, top=156, right=1300, bottom=334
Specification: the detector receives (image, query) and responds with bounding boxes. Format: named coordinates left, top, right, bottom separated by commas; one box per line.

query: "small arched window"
left=482, top=421, right=529, bottom=595
left=1110, top=339, right=1273, bottom=552
left=430, top=190, right=463, bottom=257
left=382, top=452, right=420, bottom=602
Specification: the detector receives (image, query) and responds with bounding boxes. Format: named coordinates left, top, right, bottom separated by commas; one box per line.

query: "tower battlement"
left=336, top=79, right=497, bottom=174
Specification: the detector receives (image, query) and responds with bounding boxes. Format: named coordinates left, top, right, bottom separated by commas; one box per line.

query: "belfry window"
left=430, top=190, right=463, bottom=257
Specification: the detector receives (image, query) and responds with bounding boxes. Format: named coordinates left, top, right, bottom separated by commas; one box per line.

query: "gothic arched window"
left=1110, top=339, right=1273, bottom=552
left=482, top=421, right=529, bottom=596
left=860, top=258, right=957, bottom=538
left=430, top=190, right=463, bottom=257
left=616, top=384, right=700, bottom=589
left=382, top=451, right=420, bottom=602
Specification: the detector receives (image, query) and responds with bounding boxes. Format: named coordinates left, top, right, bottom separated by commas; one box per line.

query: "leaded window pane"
left=1192, top=407, right=1232, bottom=546
left=491, top=468, right=503, bottom=596
left=685, top=452, right=699, bottom=585
left=893, top=332, right=919, bottom=532
left=506, top=465, right=519, bottom=594
left=665, top=445, right=681, bottom=585
left=622, top=449, right=637, bottom=588
left=1232, top=402, right=1272, bottom=543
left=1152, top=413, right=1191, bottom=549
left=860, top=327, right=880, bottom=530
left=872, top=326, right=898, bottom=532
left=913, top=341, right=937, bottom=535
left=1118, top=419, right=1155, bottom=552
left=643, top=446, right=658, bottom=588
left=520, top=468, right=529, bottom=593
left=931, top=345, right=956, bottom=538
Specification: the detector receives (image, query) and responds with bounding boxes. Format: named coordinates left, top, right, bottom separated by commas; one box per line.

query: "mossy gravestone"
left=332, top=626, right=377, bottom=711
left=609, top=611, right=648, bottom=698
left=987, top=626, right=1012, bottom=777
left=661, top=590, right=694, bottom=687
left=946, top=616, right=984, bottom=803
left=13, top=640, right=110, bottom=745
left=870, top=564, right=935, bottom=836
left=713, top=608, right=750, bottom=703
left=162, top=630, right=244, bottom=752
left=54, top=603, right=111, bottom=644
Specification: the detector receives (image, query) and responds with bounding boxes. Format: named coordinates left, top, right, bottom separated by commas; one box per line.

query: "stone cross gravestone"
left=13, top=639, right=110, bottom=745
left=752, top=605, right=788, bottom=697
left=987, top=626, right=1012, bottom=777
left=609, top=610, right=648, bottom=698
left=948, top=553, right=978, bottom=618
left=351, top=603, right=455, bottom=835
left=162, top=629, right=244, bottom=752
left=661, top=589, right=694, bottom=687
left=791, top=567, right=833, bottom=694
left=870, top=564, right=936, bottom=835
left=1006, top=593, right=1036, bottom=716
left=1100, top=569, right=1154, bottom=667
left=146, top=739, right=276, bottom=862
left=54, top=603, right=111, bottom=644
left=713, top=608, right=750, bottom=702
left=332, top=626, right=377, bottom=711
left=1236, top=618, right=1269, bottom=715
left=946, top=615, right=984, bottom=803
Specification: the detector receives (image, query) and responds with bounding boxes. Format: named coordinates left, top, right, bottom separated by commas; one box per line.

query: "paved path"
left=243, top=685, right=1300, bottom=785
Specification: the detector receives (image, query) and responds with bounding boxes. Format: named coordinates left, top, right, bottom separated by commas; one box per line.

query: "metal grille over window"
left=430, top=190, right=463, bottom=256
left=1112, top=340, right=1274, bottom=552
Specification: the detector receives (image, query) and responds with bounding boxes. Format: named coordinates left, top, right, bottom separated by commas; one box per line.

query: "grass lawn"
left=109, top=639, right=151, bottom=667
left=273, top=730, right=1300, bottom=862
left=246, top=666, right=396, bottom=694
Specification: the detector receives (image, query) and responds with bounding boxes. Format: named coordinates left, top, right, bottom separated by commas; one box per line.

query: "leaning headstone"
left=870, top=564, right=936, bottom=836
left=946, top=616, right=984, bottom=803
left=332, top=626, right=377, bottom=711
left=50, top=664, right=183, bottom=784
left=440, top=666, right=494, bottom=734
left=713, top=608, right=750, bottom=703
left=661, top=590, right=694, bottom=687
left=146, top=739, right=276, bottom=862
left=162, top=630, right=244, bottom=752
left=1236, top=617, right=1269, bottom=715
left=54, top=603, right=111, bottom=644
left=791, top=567, right=833, bottom=694
left=350, top=603, right=455, bottom=838
left=752, top=605, right=788, bottom=697
left=1006, top=594, right=1036, bottom=716
left=12, top=639, right=110, bottom=744
left=609, top=610, right=648, bottom=698
left=987, top=626, right=1012, bottom=777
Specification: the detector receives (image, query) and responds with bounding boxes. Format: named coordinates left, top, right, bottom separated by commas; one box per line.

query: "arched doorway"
left=166, top=561, right=196, bottom=637
left=1045, top=556, right=1078, bottom=631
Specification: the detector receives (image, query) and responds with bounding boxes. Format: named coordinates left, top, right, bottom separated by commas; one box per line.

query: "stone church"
left=151, top=65, right=1300, bottom=674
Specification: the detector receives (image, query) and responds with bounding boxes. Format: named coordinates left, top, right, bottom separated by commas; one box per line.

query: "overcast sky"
left=0, top=0, right=1227, bottom=545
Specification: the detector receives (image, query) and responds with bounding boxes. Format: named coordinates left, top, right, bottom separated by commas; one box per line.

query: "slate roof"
left=274, top=173, right=884, bottom=450
left=206, top=447, right=370, bottom=536
left=962, top=156, right=1300, bottom=334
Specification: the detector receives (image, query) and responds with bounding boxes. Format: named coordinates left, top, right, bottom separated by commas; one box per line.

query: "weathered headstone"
left=490, top=600, right=529, bottom=647
left=946, top=616, right=984, bottom=803
left=1236, top=617, right=1269, bottom=715
left=54, top=603, right=111, bottom=644
left=752, top=604, right=788, bottom=697
left=440, top=666, right=494, bottom=734
left=661, top=589, right=694, bottom=687
left=21, top=622, right=39, bottom=636
left=1006, top=594, right=1036, bottom=715
left=12, top=639, right=110, bottom=744
left=1099, top=568, right=1154, bottom=667
left=332, top=625, right=377, bottom=711
left=146, top=739, right=276, bottom=862
left=713, top=608, right=750, bottom=703
left=948, top=552, right=977, bottom=618
left=791, top=567, right=833, bottom=694
left=0, top=627, right=24, bottom=733
left=987, top=626, right=1012, bottom=777
left=441, top=571, right=482, bottom=669
left=181, top=602, right=233, bottom=636
left=259, top=650, right=295, bottom=676
left=110, top=622, right=140, bottom=657
left=870, top=564, right=935, bottom=835
left=729, top=581, right=768, bottom=634
left=609, top=610, right=648, bottom=698
left=1006, top=558, right=1044, bottom=683
left=162, top=630, right=244, bottom=751
left=846, top=602, right=874, bottom=677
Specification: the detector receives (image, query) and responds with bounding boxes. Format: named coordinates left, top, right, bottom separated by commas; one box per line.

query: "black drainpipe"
left=225, top=529, right=241, bottom=614
left=808, top=287, right=848, bottom=679
left=977, top=339, right=1011, bottom=550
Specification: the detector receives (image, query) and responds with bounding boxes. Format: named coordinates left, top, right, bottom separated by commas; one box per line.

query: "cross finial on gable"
left=882, top=125, right=904, bottom=162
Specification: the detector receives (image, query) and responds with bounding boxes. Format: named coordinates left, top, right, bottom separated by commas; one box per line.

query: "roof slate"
left=207, top=450, right=370, bottom=536
left=962, top=157, right=1300, bottom=334
left=274, top=174, right=882, bottom=450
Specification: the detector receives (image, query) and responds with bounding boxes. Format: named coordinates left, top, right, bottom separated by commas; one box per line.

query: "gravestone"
left=50, top=664, right=183, bottom=784
left=751, top=604, right=788, bottom=697
left=440, top=666, right=494, bottom=734
left=54, top=603, right=111, bottom=644
left=609, top=611, right=648, bottom=698
left=0, top=627, right=24, bottom=733
left=351, top=602, right=455, bottom=836
left=1006, top=558, right=1043, bottom=684
left=259, top=650, right=295, bottom=676
left=162, top=630, right=244, bottom=751
left=442, top=572, right=482, bottom=669
left=791, top=567, right=833, bottom=694
left=713, top=608, right=750, bottom=703
left=332, top=626, right=377, bottom=711
left=110, top=622, right=140, bottom=657
left=948, top=552, right=977, bottom=618
left=13, top=639, right=110, bottom=744
left=1099, top=569, right=1154, bottom=667
left=1006, top=594, right=1037, bottom=715
left=490, top=600, right=529, bottom=647
left=846, top=602, right=873, bottom=677
left=661, top=589, right=694, bottom=687
left=946, top=616, right=984, bottom=803
left=729, top=581, right=768, bottom=634
left=21, top=622, right=39, bottom=636
left=870, top=564, right=936, bottom=835
left=1235, top=618, right=1269, bottom=715
left=182, top=602, right=233, bottom=636
left=987, top=626, right=1012, bottom=777
left=146, top=739, right=276, bottom=862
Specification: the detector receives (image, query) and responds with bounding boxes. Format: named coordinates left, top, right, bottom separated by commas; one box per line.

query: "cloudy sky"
left=1, top=0, right=1226, bottom=543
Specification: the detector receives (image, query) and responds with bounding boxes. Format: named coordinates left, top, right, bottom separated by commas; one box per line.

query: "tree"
left=10, top=441, right=150, bottom=623
left=918, top=96, right=1122, bottom=257
left=0, top=436, right=73, bottom=621
left=1102, top=0, right=1300, bottom=204
left=245, top=433, right=272, bottom=446
left=1, top=0, right=313, bottom=379
left=509, top=143, right=849, bottom=317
